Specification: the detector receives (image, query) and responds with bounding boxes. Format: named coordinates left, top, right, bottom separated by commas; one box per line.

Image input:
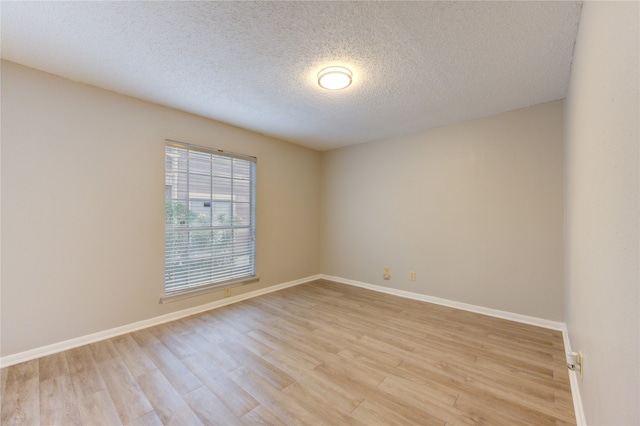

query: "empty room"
left=1, top=1, right=638, bottom=425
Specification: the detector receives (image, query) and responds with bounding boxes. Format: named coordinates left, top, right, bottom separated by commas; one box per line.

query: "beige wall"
left=1, top=61, right=321, bottom=357
left=564, top=2, right=639, bottom=424
left=321, top=100, right=565, bottom=321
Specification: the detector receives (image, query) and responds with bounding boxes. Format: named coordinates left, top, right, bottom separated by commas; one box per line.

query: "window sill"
left=159, top=276, right=259, bottom=304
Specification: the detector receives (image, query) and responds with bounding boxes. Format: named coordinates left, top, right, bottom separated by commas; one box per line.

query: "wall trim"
left=561, top=326, right=587, bottom=426
left=0, top=274, right=321, bottom=368
left=320, top=274, right=565, bottom=330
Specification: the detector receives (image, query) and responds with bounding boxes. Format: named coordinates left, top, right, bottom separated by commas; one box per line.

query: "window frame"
left=161, top=139, right=257, bottom=303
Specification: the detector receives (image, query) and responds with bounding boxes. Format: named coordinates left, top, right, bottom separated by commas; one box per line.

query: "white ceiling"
left=1, top=1, right=582, bottom=151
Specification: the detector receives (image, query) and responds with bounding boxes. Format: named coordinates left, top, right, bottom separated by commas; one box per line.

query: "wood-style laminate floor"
left=1, top=280, right=575, bottom=425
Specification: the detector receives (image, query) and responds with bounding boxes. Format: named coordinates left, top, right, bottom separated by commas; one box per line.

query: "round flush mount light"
left=317, top=66, right=352, bottom=90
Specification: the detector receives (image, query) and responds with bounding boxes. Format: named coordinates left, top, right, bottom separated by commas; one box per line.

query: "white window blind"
left=164, top=140, right=256, bottom=298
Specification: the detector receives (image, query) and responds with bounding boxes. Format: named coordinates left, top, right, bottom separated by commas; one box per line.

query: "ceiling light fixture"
left=317, top=66, right=352, bottom=90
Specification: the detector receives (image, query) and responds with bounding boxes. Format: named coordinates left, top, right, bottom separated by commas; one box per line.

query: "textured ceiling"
left=1, top=1, right=582, bottom=151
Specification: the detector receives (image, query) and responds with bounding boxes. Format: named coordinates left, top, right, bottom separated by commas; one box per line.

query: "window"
left=163, top=139, right=256, bottom=301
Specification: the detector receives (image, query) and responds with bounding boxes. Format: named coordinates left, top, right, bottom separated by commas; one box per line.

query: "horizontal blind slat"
left=165, top=143, right=256, bottom=295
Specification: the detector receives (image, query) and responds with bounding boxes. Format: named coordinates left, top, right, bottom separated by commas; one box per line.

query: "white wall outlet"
left=224, top=288, right=231, bottom=297
left=409, top=271, right=416, bottom=281
left=566, top=351, right=583, bottom=377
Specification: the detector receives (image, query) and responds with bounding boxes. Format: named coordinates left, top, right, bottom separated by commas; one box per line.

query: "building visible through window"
left=164, top=140, right=256, bottom=300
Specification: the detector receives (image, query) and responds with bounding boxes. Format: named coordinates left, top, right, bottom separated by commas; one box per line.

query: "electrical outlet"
left=409, top=271, right=416, bottom=281
left=567, top=351, right=584, bottom=378
left=383, top=266, right=391, bottom=280
left=224, top=288, right=231, bottom=297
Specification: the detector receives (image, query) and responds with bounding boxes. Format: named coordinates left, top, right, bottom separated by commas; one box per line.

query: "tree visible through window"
left=164, top=140, right=256, bottom=298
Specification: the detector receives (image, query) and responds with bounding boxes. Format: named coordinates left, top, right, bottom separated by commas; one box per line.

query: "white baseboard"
left=320, top=274, right=565, bottom=331
left=0, top=274, right=321, bottom=368
left=561, top=326, right=587, bottom=426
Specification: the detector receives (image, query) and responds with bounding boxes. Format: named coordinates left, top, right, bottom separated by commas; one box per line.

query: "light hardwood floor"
left=1, top=280, right=575, bottom=425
